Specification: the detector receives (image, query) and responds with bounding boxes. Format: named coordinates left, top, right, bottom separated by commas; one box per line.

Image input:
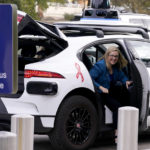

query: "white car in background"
left=75, top=8, right=150, bottom=36
left=119, top=13, right=150, bottom=35
left=0, top=11, right=150, bottom=150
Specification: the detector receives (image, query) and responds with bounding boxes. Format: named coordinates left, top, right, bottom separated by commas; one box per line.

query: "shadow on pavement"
left=33, top=132, right=150, bottom=150
left=34, top=135, right=53, bottom=150
left=89, top=132, right=116, bottom=150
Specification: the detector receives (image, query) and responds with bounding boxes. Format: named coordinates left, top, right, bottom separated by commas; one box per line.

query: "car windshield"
left=128, top=40, right=150, bottom=60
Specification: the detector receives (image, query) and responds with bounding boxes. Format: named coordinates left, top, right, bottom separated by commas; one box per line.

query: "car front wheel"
left=49, top=95, right=98, bottom=150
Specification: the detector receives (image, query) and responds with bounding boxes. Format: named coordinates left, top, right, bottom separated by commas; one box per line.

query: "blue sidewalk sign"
left=0, top=4, right=18, bottom=94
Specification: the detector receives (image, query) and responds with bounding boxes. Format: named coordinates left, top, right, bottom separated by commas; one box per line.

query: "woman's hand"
left=99, top=86, right=109, bottom=93
left=126, top=81, right=133, bottom=89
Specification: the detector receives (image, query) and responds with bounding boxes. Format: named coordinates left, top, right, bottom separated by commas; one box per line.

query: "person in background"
left=90, top=46, right=132, bottom=143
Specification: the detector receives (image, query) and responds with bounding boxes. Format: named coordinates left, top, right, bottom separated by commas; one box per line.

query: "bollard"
left=0, top=131, right=16, bottom=150
left=11, top=114, right=34, bottom=150
left=117, top=106, right=139, bottom=150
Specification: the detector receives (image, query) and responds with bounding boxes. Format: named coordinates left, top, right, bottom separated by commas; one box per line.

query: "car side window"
left=127, top=40, right=150, bottom=67
left=82, top=44, right=105, bottom=71
left=82, top=42, right=128, bottom=75
left=83, top=45, right=105, bottom=63
left=83, top=46, right=97, bottom=65
left=96, top=43, right=119, bottom=60
left=83, top=43, right=121, bottom=69
left=102, top=43, right=119, bottom=50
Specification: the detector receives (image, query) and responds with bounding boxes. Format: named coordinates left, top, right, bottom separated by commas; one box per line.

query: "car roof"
left=119, top=13, right=150, bottom=30
left=55, top=19, right=138, bottom=26
left=66, top=34, right=144, bottom=50
left=119, top=13, right=150, bottom=21
left=55, top=21, right=149, bottom=39
left=119, top=13, right=150, bottom=17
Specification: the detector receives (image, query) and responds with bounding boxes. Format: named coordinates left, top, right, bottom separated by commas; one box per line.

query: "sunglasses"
left=109, top=54, right=119, bottom=58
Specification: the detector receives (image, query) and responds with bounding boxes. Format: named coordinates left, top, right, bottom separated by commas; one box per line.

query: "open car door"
left=126, top=39, right=150, bottom=130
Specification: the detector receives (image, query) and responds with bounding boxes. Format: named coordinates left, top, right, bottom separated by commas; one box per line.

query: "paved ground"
left=34, top=133, right=150, bottom=150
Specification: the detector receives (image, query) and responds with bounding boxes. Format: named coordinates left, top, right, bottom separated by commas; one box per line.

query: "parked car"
left=119, top=13, right=150, bottom=30
left=0, top=11, right=150, bottom=150
left=81, top=8, right=119, bottom=20
left=73, top=8, right=150, bottom=36
left=72, top=7, right=120, bottom=21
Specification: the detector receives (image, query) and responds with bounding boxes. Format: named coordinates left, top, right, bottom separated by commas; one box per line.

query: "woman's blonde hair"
left=102, top=46, right=128, bottom=70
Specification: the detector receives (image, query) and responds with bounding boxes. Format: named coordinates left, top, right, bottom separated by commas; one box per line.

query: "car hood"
left=17, top=11, right=68, bottom=50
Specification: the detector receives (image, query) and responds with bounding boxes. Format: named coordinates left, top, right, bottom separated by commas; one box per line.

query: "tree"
left=0, top=0, right=65, bottom=19
left=0, top=0, right=21, bottom=8
left=0, top=0, right=38, bottom=19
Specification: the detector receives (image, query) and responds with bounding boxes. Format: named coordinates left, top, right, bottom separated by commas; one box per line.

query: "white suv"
left=0, top=12, right=150, bottom=150
left=75, top=8, right=150, bottom=35
left=119, top=13, right=150, bottom=35
left=119, top=13, right=150, bottom=28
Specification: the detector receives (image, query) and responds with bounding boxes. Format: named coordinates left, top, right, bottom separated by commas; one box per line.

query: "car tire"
left=49, top=95, right=98, bottom=150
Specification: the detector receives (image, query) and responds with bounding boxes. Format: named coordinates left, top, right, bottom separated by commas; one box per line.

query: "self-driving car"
left=0, top=11, right=150, bottom=150
left=73, top=8, right=150, bottom=36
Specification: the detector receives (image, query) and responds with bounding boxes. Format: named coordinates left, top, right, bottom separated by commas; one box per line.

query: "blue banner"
left=0, top=4, right=17, bottom=94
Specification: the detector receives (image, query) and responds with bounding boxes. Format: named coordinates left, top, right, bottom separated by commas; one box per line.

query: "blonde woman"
left=90, top=46, right=132, bottom=142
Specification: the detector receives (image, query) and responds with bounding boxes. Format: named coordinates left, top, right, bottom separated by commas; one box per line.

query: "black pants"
left=101, top=84, right=130, bottom=129
left=101, top=93, right=120, bottom=129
